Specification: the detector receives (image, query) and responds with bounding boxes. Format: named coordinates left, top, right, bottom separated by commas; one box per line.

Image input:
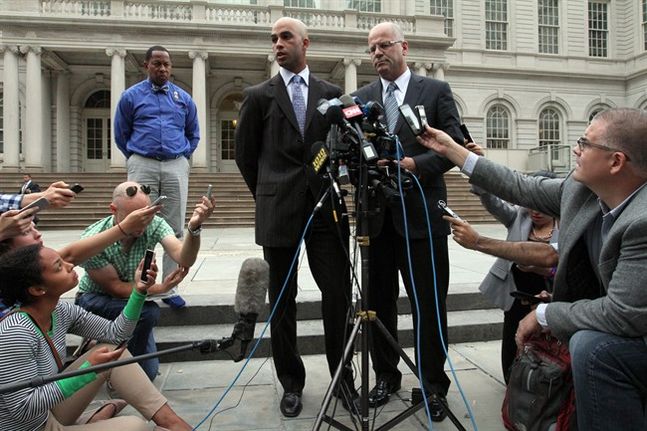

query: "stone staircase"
left=0, top=170, right=494, bottom=230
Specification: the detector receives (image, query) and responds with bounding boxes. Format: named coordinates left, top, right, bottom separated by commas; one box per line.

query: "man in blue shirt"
left=115, top=45, right=200, bottom=309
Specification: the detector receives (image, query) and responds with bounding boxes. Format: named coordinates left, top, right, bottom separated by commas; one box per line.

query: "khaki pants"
left=43, top=344, right=167, bottom=431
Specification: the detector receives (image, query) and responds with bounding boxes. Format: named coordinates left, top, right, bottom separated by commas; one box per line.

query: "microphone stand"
left=0, top=338, right=232, bottom=395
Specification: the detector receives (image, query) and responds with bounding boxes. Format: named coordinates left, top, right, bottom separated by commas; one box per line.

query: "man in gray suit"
left=418, top=108, right=647, bottom=431
left=235, top=17, right=354, bottom=418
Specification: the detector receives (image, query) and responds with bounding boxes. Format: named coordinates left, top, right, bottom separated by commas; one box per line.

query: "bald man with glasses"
left=418, top=108, right=647, bottom=431
left=76, top=181, right=214, bottom=381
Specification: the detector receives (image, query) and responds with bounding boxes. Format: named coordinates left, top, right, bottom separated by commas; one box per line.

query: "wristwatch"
left=187, top=224, right=202, bottom=237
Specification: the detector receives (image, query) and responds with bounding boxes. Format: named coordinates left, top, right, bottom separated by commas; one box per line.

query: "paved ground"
left=42, top=225, right=510, bottom=430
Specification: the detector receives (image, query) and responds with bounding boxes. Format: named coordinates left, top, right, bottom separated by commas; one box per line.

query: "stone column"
left=20, top=45, right=44, bottom=171
left=56, top=71, right=71, bottom=172
left=343, top=58, right=361, bottom=94
left=268, top=54, right=279, bottom=77
left=106, top=48, right=127, bottom=170
left=432, top=62, right=447, bottom=81
left=189, top=50, right=208, bottom=170
left=415, top=62, right=432, bottom=77
left=1, top=45, right=21, bottom=171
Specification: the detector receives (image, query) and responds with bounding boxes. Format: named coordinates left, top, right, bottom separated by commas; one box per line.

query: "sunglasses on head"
left=125, top=185, right=151, bottom=197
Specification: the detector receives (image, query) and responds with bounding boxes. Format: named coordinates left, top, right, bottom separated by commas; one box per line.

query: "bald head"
left=273, top=17, right=308, bottom=39
left=271, top=17, right=310, bottom=73
left=369, top=22, right=404, bottom=42
left=367, top=21, right=408, bottom=81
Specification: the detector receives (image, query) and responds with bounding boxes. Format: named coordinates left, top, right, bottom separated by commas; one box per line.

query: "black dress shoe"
left=334, top=388, right=360, bottom=414
left=429, top=394, right=447, bottom=422
left=280, top=392, right=303, bottom=418
left=368, top=379, right=401, bottom=408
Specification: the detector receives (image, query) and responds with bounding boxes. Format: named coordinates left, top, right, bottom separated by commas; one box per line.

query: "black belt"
left=151, top=154, right=183, bottom=161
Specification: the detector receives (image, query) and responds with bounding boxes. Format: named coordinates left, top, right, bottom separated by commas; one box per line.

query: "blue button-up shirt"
left=114, top=79, right=200, bottom=160
left=0, top=194, right=24, bottom=213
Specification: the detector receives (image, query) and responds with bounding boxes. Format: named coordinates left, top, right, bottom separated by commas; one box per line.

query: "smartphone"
left=69, top=183, right=84, bottom=194
left=460, top=124, right=474, bottom=144
left=148, top=195, right=167, bottom=207
left=115, top=339, right=129, bottom=350
left=206, top=184, right=213, bottom=200
left=19, top=196, right=49, bottom=214
left=415, top=105, right=428, bottom=128
left=437, top=200, right=464, bottom=222
left=399, top=104, right=422, bottom=135
left=510, top=290, right=549, bottom=304
left=140, top=249, right=155, bottom=282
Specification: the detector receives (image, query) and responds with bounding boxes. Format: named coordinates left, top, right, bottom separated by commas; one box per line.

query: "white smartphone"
left=19, top=197, right=49, bottom=214
left=148, top=195, right=167, bottom=207
left=206, top=184, right=213, bottom=200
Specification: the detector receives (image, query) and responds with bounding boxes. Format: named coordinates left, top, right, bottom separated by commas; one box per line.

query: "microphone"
left=339, top=94, right=379, bottom=162
left=229, top=258, right=269, bottom=361
left=339, top=94, right=364, bottom=123
left=317, top=97, right=343, bottom=117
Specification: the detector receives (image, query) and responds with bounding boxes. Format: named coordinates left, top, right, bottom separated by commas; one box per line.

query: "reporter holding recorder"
left=417, top=108, right=647, bottom=431
left=0, top=245, right=191, bottom=430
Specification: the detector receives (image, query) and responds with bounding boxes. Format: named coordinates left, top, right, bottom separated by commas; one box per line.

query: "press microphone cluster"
left=200, top=257, right=269, bottom=362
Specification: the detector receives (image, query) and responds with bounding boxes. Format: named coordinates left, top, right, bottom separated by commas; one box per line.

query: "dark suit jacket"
left=471, top=157, right=647, bottom=344
left=235, top=73, right=343, bottom=247
left=353, top=73, right=463, bottom=238
left=20, top=180, right=40, bottom=194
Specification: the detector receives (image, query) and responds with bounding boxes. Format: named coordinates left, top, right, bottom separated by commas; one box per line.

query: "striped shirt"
left=78, top=215, right=174, bottom=294
left=0, top=193, right=24, bottom=212
left=0, top=301, right=138, bottom=431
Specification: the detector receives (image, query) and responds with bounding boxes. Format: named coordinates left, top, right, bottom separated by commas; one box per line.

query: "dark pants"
left=76, top=293, right=160, bottom=381
left=264, top=214, right=352, bottom=394
left=368, top=212, right=450, bottom=395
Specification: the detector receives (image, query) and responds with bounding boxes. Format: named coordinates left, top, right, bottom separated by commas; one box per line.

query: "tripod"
left=313, top=158, right=466, bottom=431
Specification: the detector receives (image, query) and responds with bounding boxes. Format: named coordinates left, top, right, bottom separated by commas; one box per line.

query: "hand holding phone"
left=206, top=184, right=213, bottom=200
left=510, top=290, right=549, bottom=304
left=460, top=124, right=474, bottom=144
left=19, top=197, right=49, bottom=214
left=148, top=195, right=167, bottom=208
left=140, top=249, right=155, bottom=282
left=399, top=104, right=422, bottom=135
left=438, top=200, right=464, bottom=222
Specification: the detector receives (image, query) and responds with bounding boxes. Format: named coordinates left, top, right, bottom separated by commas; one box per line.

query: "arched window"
left=85, top=90, right=110, bottom=108
left=538, top=108, right=561, bottom=146
left=588, top=104, right=611, bottom=123
left=486, top=105, right=510, bottom=149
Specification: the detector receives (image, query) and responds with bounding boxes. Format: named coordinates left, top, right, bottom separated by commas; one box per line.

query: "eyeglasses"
left=576, top=137, right=630, bottom=160
left=125, top=185, right=151, bottom=197
left=366, top=40, right=403, bottom=54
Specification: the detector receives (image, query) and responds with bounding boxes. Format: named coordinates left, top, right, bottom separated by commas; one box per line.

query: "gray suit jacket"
left=471, top=157, right=647, bottom=344
left=475, top=189, right=558, bottom=311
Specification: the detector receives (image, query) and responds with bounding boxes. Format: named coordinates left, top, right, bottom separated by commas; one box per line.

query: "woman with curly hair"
left=0, top=244, right=191, bottom=431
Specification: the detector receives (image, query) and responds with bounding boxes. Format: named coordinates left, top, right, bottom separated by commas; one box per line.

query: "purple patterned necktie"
left=290, top=75, right=306, bottom=136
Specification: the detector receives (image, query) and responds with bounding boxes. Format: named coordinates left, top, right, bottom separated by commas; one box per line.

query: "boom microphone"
left=229, top=257, right=269, bottom=361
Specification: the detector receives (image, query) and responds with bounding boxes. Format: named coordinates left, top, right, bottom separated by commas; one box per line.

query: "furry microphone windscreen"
left=234, top=257, right=269, bottom=315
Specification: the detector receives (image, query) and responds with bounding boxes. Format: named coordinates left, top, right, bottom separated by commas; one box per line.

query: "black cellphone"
left=19, top=196, right=49, bottom=214
left=116, top=339, right=129, bottom=350
left=437, top=200, right=464, bottom=222
left=140, top=249, right=155, bottom=282
left=510, top=290, right=549, bottom=304
left=460, top=124, right=474, bottom=144
left=70, top=183, right=84, bottom=194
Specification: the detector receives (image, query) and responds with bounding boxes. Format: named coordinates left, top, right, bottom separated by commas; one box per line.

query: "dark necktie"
left=290, top=75, right=306, bottom=136
left=384, top=81, right=399, bottom=133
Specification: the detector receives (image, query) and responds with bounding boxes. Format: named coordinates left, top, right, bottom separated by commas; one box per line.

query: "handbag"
left=502, top=334, right=577, bottom=431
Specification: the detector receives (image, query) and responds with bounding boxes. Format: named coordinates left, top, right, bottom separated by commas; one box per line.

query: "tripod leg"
left=313, top=315, right=362, bottom=431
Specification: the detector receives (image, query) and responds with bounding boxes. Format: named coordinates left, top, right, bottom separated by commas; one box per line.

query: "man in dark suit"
left=352, top=22, right=464, bottom=420
left=235, top=17, right=354, bottom=418
left=419, top=108, right=647, bottom=431
left=19, top=174, right=40, bottom=194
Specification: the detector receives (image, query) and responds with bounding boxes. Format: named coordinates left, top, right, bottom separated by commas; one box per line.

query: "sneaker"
left=162, top=295, right=186, bottom=309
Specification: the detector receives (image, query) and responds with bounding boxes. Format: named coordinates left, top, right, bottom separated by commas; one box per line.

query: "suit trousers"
left=45, top=344, right=167, bottom=430
left=263, top=212, right=352, bottom=394
left=368, top=210, right=450, bottom=395
left=127, top=154, right=190, bottom=298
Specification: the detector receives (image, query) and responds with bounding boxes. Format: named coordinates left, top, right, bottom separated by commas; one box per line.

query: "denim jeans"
left=569, top=329, right=647, bottom=431
left=77, top=293, right=161, bottom=381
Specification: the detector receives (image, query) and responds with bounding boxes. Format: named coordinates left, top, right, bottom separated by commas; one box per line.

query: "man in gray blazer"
left=418, top=108, right=647, bottom=431
left=235, top=17, right=353, bottom=418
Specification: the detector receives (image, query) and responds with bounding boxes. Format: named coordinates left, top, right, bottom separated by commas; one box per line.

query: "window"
left=347, top=0, right=381, bottom=13
left=284, top=0, right=317, bottom=7
left=538, top=108, right=561, bottom=147
left=588, top=105, right=610, bottom=123
left=84, top=90, right=110, bottom=108
left=430, top=0, right=454, bottom=37
left=643, top=0, right=647, bottom=51
left=221, top=120, right=236, bottom=160
left=486, top=105, right=510, bottom=149
left=485, top=0, right=508, bottom=50
left=538, top=0, right=559, bottom=54
left=588, top=1, right=608, bottom=57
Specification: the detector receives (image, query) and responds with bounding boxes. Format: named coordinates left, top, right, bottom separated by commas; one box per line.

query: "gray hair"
left=593, top=108, right=647, bottom=176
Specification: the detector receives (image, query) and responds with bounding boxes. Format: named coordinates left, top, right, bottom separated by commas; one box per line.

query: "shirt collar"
left=380, top=68, right=411, bottom=98
left=598, top=181, right=647, bottom=219
left=279, top=66, right=310, bottom=88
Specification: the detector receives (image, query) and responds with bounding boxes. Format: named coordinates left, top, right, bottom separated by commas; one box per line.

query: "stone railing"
left=32, top=1, right=444, bottom=35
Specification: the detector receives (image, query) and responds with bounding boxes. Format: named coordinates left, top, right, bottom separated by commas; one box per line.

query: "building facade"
left=1, top=0, right=647, bottom=174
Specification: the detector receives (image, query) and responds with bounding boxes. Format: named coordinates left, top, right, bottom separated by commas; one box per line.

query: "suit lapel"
left=305, top=75, right=324, bottom=134
left=270, top=74, right=301, bottom=135
left=561, top=192, right=599, bottom=260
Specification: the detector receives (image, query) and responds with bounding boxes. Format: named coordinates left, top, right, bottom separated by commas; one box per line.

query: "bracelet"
left=117, top=222, right=128, bottom=237
left=187, top=224, right=202, bottom=237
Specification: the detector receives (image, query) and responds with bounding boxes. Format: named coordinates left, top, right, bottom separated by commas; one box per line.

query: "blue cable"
left=192, top=205, right=319, bottom=430
left=399, top=148, right=479, bottom=431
